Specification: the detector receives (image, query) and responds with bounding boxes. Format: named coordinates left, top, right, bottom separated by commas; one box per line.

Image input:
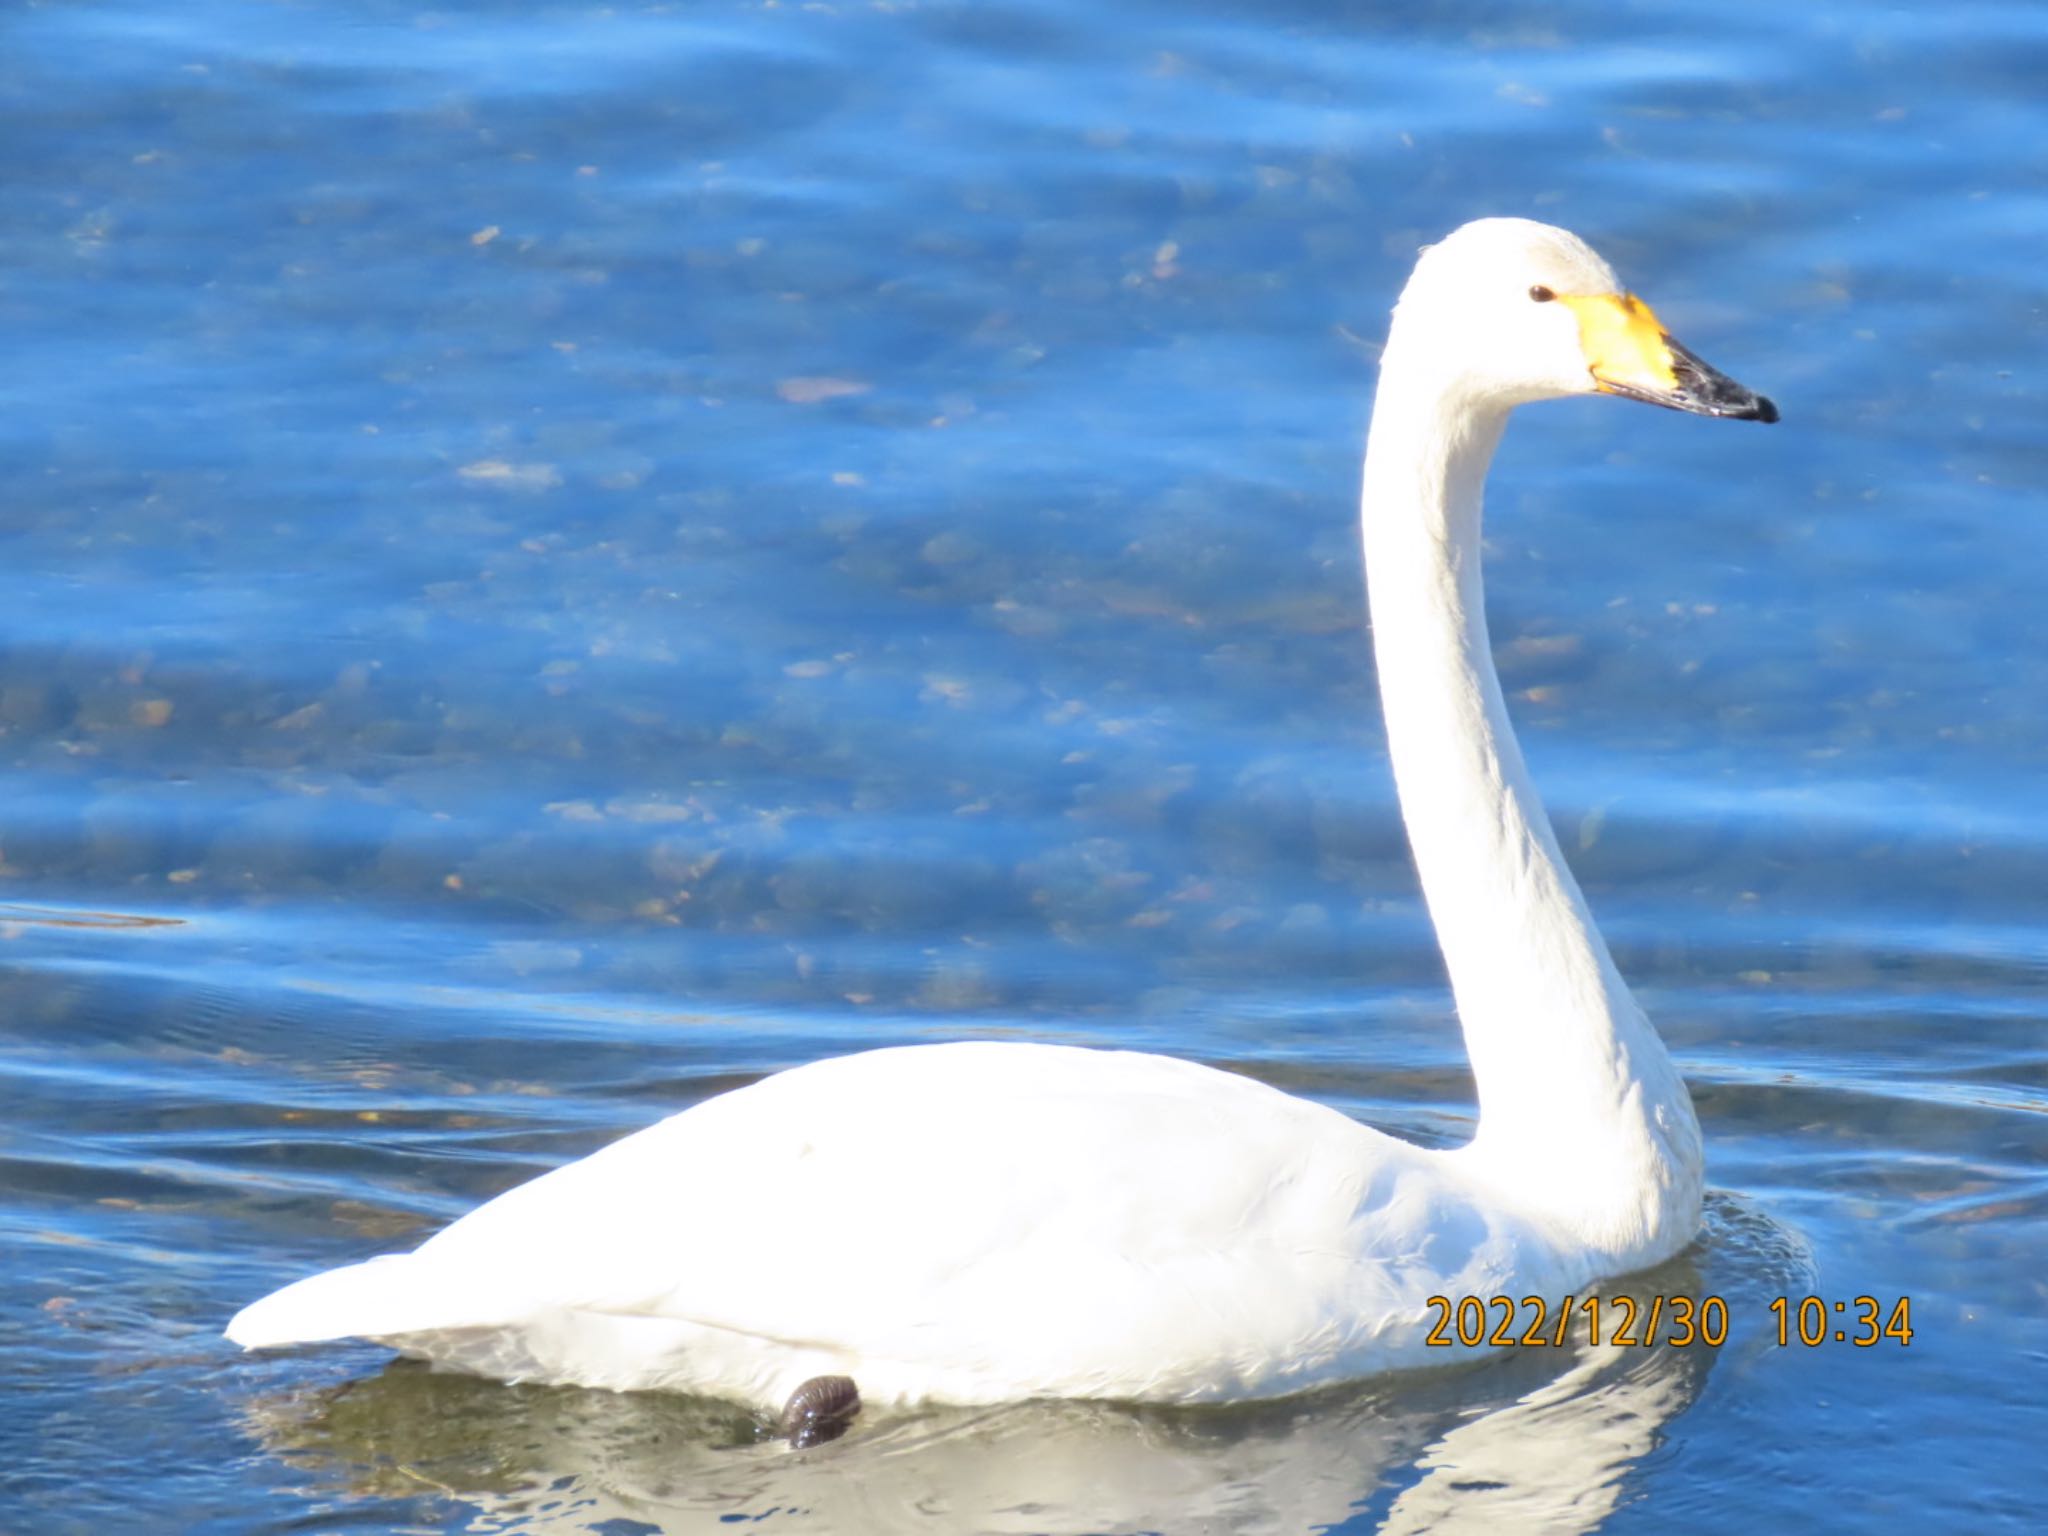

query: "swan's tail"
left=226, top=1255, right=512, bottom=1349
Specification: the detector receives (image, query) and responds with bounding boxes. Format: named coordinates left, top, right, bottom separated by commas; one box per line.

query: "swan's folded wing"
left=231, top=1042, right=1531, bottom=1398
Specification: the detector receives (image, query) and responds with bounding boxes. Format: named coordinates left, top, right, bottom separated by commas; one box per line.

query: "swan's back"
left=228, top=1041, right=1545, bottom=1408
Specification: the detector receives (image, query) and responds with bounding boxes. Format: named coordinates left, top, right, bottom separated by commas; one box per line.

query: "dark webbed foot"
left=781, top=1374, right=861, bottom=1448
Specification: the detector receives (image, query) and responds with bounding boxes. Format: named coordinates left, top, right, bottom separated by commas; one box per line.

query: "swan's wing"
left=230, top=1042, right=1525, bottom=1401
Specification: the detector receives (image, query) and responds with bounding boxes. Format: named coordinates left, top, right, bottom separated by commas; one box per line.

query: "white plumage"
left=232, top=1042, right=1570, bottom=1409
left=229, top=218, right=1774, bottom=1414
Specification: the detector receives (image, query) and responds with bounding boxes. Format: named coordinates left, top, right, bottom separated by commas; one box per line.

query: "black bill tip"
left=1665, top=337, right=1778, bottom=424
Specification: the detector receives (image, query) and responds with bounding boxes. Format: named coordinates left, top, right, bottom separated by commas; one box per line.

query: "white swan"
left=227, top=218, right=1775, bottom=1424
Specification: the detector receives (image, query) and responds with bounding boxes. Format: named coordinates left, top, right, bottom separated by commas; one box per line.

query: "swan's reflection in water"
left=243, top=1197, right=1809, bottom=1535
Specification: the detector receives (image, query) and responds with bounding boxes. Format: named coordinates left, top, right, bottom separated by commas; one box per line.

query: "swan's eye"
left=1528, top=284, right=1556, bottom=303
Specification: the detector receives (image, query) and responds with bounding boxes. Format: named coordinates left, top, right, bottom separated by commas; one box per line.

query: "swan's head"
left=1389, top=218, right=1778, bottom=423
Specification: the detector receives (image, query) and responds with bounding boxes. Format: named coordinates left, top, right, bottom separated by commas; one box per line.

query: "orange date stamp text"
left=1422, top=1294, right=1913, bottom=1348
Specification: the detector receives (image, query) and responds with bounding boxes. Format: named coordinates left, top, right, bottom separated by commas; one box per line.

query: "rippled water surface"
left=4, top=1, right=2046, bottom=1531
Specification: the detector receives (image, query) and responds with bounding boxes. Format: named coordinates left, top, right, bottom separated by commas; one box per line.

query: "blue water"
left=3, top=1, right=2045, bottom=1530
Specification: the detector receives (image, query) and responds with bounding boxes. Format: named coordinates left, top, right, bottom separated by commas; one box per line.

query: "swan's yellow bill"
left=1561, top=291, right=1779, bottom=422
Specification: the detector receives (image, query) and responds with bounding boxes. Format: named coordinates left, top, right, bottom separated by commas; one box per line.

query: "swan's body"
left=228, top=219, right=1774, bottom=1413
left=231, top=1042, right=1581, bottom=1407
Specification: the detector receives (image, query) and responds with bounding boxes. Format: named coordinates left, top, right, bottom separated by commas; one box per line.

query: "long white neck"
left=1359, top=358, right=1702, bottom=1263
